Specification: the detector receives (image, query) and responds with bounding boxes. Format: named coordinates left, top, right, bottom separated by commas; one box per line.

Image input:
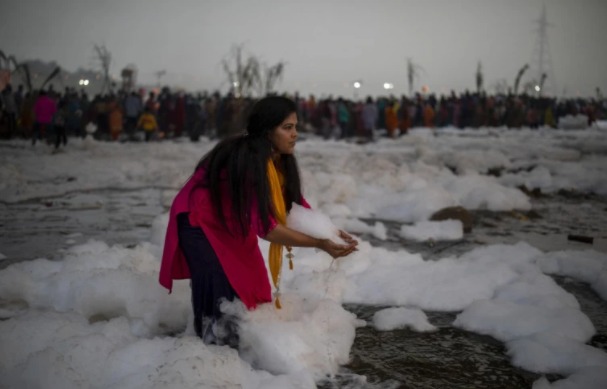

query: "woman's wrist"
left=315, top=238, right=327, bottom=250
left=312, top=238, right=321, bottom=249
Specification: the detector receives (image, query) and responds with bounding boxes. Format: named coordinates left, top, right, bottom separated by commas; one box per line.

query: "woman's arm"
left=264, top=224, right=358, bottom=259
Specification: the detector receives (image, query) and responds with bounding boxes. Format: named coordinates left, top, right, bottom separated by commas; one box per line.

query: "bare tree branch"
left=221, top=44, right=285, bottom=97
left=0, top=50, right=33, bottom=91
left=476, top=61, right=483, bottom=94
left=264, top=62, right=285, bottom=95
left=407, top=58, right=424, bottom=97
left=514, top=64, right=529, bottom=95
left=40, top=66, right=61, bottom=90
left=93, top=44, right=113, bottom=94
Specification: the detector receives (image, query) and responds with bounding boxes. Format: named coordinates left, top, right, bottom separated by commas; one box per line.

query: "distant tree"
left=522, top=81, right=533, bottom=95
left=513, top=64, right=529, bottom=95
left=261, top=62, right=285, bottom=96
left=492, top=78, right=509, bottom=95
left=0, top=50, right=32, bottom=91
left=476, top=61, right=484, bottom=94
left=34, top=63, right=61, bottom=92
left=221, top=44, right=260, bottom=97
left=0, top=50, right=60, bottom=92
left=221, top=44, right=286, bottom=97
left=93, top=44, right=113, bottom=94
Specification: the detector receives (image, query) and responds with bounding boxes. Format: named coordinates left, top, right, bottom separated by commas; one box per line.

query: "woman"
left=160, top=96, right=357, bottom=345
left=384, top=100, right=398, bottom=138
left=108, top=97, right=124, bottom=141
left=32, top=90, right=57, bottom=145
left=137, top=107, right=158, bottom=142
left=52, top=100, right=68, bottom=149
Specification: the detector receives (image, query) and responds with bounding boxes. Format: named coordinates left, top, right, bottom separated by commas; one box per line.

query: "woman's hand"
left=264, top=224, right=358, bottom=258
left=338, top=230, right=358, bottom=246
left=318, top=231, right=358, bottom=259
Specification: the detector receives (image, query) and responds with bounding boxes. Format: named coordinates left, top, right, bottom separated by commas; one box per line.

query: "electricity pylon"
left=529, top=3, right=557, bottom=97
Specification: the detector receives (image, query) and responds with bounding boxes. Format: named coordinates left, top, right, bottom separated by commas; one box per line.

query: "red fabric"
left=159, top=168, right=311, bottom=309
left=161, top=170, right=293, bottom=310
left=34, top=95, right=57, bottom=124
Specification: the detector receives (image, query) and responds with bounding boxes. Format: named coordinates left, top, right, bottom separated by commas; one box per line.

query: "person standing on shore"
left=32, top=90, right=57, bottom=145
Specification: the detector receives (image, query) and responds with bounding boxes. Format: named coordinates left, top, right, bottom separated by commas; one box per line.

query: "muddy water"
left=1, top=189, right=606, bottom=388
left=0, top=187, right=166, bottom=269
left=322, top=193, right=607, bottom=389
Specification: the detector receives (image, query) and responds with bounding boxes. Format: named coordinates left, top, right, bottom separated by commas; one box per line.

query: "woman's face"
left=269, top=112, right=298, bottom=155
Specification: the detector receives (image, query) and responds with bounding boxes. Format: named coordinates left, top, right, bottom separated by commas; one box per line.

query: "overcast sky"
left=1, top=0, right=605, bottom=98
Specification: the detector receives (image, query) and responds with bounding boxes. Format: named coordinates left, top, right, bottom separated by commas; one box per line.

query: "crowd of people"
left=0, top=83, right=605, bottom=146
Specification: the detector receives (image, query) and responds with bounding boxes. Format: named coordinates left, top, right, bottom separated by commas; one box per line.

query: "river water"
left=1, top=188, right=606, bottom=389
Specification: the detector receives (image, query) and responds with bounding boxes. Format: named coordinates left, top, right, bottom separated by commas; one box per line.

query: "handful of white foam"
left=287, top=203, right=346, bottom=245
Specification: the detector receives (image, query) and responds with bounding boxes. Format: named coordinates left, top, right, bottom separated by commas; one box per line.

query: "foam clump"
left=287, top=203, right=345, bottom=244
left=399, top=220, right=463, bottom=241
left=372, top=307, right=437, bottom=332
left=225, top=295, right=363, bottom=380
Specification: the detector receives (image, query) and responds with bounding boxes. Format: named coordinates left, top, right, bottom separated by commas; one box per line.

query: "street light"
left=353, top=80, right=362, bottom=99
left=383, top=82, right=394, bottom=90
left=79, top=79, right=89, bottom=86
left=534, top=85, right=541, bottom=92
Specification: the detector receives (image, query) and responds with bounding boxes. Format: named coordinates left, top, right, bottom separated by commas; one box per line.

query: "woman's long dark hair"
left=193, top=96, right=303, bottom=236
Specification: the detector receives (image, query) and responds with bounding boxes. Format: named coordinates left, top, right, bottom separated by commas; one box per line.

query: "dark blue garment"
left=177, top=212, right=239, bottom=346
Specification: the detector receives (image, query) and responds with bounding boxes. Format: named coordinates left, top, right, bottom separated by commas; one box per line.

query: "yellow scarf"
left=267, top=159, right=293, bottom=309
